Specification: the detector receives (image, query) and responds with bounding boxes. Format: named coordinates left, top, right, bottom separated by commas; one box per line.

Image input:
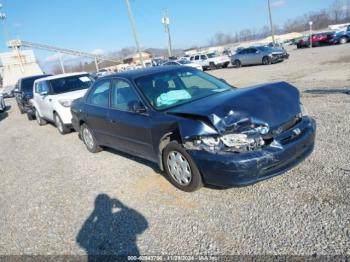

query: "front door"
left=107, top=78, right=154, bottom=161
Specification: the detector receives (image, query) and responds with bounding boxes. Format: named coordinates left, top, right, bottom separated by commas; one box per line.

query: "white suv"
left=31, top=72, right=94, bottom=134
left=190, top=52, right=230, bottom=70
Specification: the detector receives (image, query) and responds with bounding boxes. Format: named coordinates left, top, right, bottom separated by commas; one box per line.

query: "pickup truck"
left=331, top=25, right=350, bottom=44
left=190, top=53, right=230, bottom=70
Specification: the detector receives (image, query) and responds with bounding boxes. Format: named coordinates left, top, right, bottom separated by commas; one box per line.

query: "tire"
left=18, top=104, right=25, bottom=114
left=27, top=112, right=35, bottom=121
left=35, top=109, right=47, bottom=126
left=80, top=124, right=102, bottom=153
left=222, top=62, right=229, bottom=68
left=54, top=113, right=71, bottom=135
left=209, top=62, right=217, bottom=70
left=162, top=142, right=203, bottom=192
left=233, top=60, right=241, bottom=68
left=262, top=56, right=272, bottom=65
left=340, top=37, right=348, bottom=45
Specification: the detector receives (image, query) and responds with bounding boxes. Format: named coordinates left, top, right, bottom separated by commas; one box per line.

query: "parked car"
left=162, top=60, right=203, bottom=70
left=13, top=74, right=52, bottom=115
left=0, top=93, right=5, bottom=112
left=231, top=46, right=286, bottom=68
left=30, top=72, right=94, bottom=134
left=190, top=53, right=230, bottom=70
left=297, top=32, right=336, bottom=48
left=71, top=66, right=316, bottom=192
left=331, top=25, right=350, bottom=44
left=1, top=85, right=16, bottom=98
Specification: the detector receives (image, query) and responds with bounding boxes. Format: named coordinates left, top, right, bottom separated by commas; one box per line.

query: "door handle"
left=49, top=99, right=52, bottom=102
left=109, top=119, right=117, bottom=124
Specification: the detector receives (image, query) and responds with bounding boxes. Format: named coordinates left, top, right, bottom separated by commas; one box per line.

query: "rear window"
left=49, top=75, right=94, bottom=94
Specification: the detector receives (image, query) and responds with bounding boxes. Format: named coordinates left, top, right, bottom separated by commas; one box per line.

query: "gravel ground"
left=0, top=44, right=349, bottom=257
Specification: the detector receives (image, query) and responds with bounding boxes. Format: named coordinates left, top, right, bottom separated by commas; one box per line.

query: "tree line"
left=208, top=0, right=350, bottom=46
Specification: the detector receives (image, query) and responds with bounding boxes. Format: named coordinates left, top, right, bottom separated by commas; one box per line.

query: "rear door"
left=84, top=79, right=111, bottom=145
left=107, top=78, right=154, bottom=161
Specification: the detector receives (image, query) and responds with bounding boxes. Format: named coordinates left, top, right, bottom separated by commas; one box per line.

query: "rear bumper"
left=188, top=117, right=316, bottom=188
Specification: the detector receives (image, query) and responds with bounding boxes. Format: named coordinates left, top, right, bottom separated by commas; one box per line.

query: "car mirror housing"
left=130, top=100, right=147, bottom=114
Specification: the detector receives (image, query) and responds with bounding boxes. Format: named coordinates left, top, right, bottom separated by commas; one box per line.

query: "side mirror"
left=129, top=101, right=147, bottom=114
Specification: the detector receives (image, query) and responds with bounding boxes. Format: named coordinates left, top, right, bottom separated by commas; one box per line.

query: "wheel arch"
left=158, top=130, right=182, bottom=171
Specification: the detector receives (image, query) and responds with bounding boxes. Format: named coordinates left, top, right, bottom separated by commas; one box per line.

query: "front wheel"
left=35, top=109, right=47, bottom=126
left=209, top=62, right=217, bottom=70
left=80, top=124, right=102, bottom=153
left=262, top=56, right=272, bottom=65
left=233, top=60, right=241, bottom=68
left=54, top=113, right=71, bottom=135
left=340, top=37, right=348, bottom=45
left=163, top=142, right=203, bottom=192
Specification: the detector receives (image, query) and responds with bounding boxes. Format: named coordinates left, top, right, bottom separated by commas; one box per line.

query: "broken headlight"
left=300, top=103, right=308, bottom=117
left=190, top=129, right=267, bottom=153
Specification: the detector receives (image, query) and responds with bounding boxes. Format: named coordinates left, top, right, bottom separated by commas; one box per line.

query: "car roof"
left=34, top=72, right=88, bottom=83
left=100, top=66, right=190, bottom=81
left=20, top=74, right=52, bottom=81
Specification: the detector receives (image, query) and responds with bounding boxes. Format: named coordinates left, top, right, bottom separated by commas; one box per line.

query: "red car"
left=297, top=32, right=336, bottom=48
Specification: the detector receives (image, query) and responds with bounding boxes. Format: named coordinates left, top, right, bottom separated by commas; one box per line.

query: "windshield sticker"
left=79, top=76, right=91, bottom=82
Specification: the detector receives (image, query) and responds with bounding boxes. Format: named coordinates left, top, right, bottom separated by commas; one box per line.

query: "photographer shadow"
left=76, top=194, right=148, bottom=261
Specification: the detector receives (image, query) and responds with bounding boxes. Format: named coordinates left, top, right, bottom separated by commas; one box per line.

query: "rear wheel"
left=35, top=109, right=47, bottom=126
left=340, top=37, right=348, bottom=44
left=233, top=60, right=241, bottom=68
left=163, top=142, right=203, bottom=192
left=80, top=124, right=102, bottom=153
left=54, top=113, right=71, bottom=135
left=222, top=62, right=229, bottom=68
left=262, top=56, right=272, bottom=65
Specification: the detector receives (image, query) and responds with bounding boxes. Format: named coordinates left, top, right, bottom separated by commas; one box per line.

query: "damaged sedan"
left=71, top=66, right=316, bottom=192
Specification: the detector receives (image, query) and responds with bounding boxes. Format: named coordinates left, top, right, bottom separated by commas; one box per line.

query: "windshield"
left=49, top=75, right=93, bottom=94
left=178, top=60, right=191, bottom=65
left=207, top=53, right=219, bottom=58
left=256, top=46, right=270, bottom=52
left=135, top=68, right=232, bottom=110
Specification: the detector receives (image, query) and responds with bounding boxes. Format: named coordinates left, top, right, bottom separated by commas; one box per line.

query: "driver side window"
left=111, top=79, right=140, bottom=112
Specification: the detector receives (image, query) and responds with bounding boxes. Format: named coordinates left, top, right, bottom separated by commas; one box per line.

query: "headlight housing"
left=300, top=103, right=308, bottom=117
left=58, top=99, right=73, bottom=107
left=188, top=125, right=269, bottom=153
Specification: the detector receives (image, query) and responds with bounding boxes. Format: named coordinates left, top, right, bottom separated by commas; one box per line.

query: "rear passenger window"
left=87, top=80, right=110, bottom=107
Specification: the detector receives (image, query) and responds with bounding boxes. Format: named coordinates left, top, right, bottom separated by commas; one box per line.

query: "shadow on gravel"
left=77, top=194, right=148, bottom=261
left=0, top=111, right=8, bottom=122
left=303, top=88, right=350, bottom=95
left=104, top=147, right=160, bottom=174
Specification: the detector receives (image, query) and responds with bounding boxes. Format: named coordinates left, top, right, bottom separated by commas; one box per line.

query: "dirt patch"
left=322, top=55, right=350, bottom=65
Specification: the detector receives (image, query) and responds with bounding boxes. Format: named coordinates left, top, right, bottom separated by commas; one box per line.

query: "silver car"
left=231, top=46, right=286, bottom=68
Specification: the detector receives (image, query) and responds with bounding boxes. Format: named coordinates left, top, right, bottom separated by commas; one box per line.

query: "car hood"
left=51, top=89, right=88, bottom=100
left=167, top=82, right=301, bottom=134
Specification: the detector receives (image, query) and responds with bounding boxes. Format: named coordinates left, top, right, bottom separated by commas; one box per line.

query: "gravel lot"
left=0, top=44, right=349, bottom=257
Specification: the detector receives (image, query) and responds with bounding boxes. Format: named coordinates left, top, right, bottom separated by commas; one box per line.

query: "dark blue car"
left=71, top=66, right=316, bottom=192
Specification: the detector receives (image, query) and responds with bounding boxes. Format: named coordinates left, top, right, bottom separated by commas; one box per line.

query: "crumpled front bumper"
left=187, top=117, right=316, bottom=187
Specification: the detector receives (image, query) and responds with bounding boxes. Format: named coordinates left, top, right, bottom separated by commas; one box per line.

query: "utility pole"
left=125, top=0, right=144, bottom=67
left=309, top=21, right=313, bottom=48
left=59, top=53, right=65, bottom=74
left=267, top=0, right=276, bottom=46
left=94, top=57, right=99, bottom=72
left=161, top=9, right=172, bottom=58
